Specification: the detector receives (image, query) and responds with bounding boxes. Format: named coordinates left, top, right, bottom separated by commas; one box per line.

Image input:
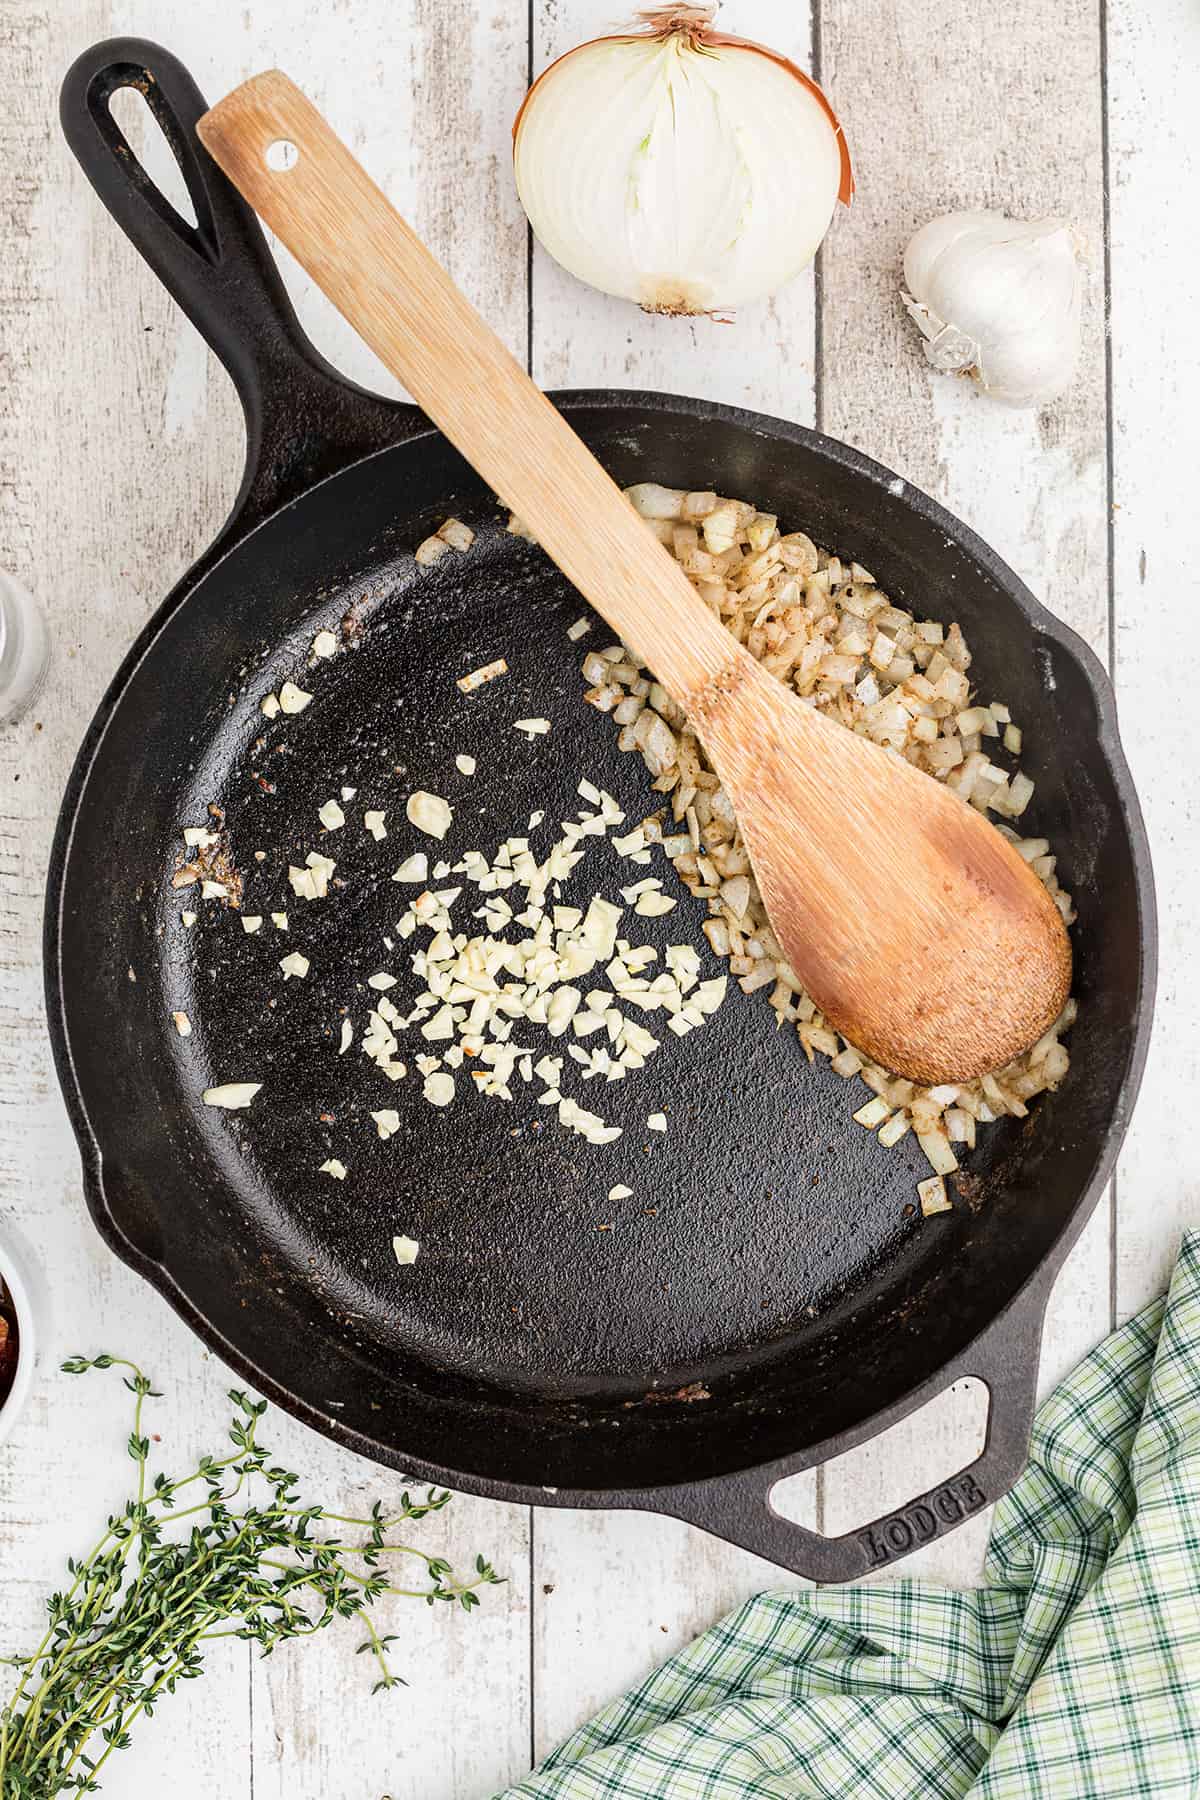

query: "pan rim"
left=43, top=387, right=1158, bottom=1511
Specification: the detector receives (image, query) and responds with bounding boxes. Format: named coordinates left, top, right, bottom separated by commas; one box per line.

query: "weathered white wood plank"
left=528, top=0, right=820, bottom=1762
left=0, top=3, right=533, bottom=1797
left=0, top=0, right=250, bottom=1790
left=248, top=1424, right=531, bottom=1800
left=814, top=0, right=1111, bottom=1583
left=0, top=1275, right=256, bottom=1800
left=533, top=1507, right=785, bottom=1765
left=1108, top=0, right=1200, bottom=1319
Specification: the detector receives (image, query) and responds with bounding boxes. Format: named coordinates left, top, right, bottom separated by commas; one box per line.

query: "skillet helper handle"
left=59, top=40, right=416, bottom=533
left=658, top=1279, right=1050, bottom=1584
left=197, top=72, right=744, bottom=708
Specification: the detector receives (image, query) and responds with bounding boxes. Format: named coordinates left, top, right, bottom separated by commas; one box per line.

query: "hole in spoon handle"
left=264, top=138, right=299, bottom=171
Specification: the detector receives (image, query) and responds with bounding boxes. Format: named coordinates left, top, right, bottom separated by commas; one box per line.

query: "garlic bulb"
left=513, top=5, right=852, bottom=316
left=901, top=211, right=1084, bottom=407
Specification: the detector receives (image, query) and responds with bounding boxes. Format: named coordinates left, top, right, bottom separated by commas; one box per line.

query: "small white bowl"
left=0, top=1225, right=44, bottom=1447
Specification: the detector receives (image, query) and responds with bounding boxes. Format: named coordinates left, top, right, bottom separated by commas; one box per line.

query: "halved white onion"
left=514, top=6, right=851, bottom=314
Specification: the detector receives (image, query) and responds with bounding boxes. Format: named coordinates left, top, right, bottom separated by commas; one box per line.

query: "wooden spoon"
left=198, top=74, right=1071, bottom=1086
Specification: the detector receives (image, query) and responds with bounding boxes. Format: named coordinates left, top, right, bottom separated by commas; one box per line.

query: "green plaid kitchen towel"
left=496, top=1233, right=1200, bottom=1800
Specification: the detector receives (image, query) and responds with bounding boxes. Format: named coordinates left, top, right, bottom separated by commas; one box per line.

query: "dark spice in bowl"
left=0, top=1275, right=18, bottom=1409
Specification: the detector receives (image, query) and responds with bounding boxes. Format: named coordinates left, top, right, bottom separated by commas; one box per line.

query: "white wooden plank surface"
left=528, top=0, right=821, bottom=1759
left=0, top=0, right=1191, bottom=1794
left=1107, top=0, right=1200, bottom=1321
left=813, top=0, right=1113, bottom=1581
left=2, top=0, right=249, bottom=1791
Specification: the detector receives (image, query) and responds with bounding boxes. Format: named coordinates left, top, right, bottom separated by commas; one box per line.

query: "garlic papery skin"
left=901, top=211, right=1084, bottom=407
left=513, top=5, right=852, bottom=316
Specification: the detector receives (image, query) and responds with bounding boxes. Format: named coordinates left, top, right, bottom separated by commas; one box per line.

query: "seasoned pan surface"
left=50, top=40, right=1155, bottom=1580
left=51, top=404, right=1151, bottom=1472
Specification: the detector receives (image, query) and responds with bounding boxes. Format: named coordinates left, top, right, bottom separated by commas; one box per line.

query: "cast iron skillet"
left=50, top=40, right=1156, bottom=1582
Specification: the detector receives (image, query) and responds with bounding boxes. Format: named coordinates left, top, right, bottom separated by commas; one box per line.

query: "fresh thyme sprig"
left=0, top=1355, right=500, bottom=1797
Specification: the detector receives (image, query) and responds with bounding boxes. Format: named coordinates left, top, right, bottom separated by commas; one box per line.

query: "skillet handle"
left=654, top=1276, right=1050, bottom=1584
left=59, top=39, right=421, bottom=539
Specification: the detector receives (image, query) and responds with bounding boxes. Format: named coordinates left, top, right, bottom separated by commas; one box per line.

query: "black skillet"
left=50, top=39, right=1156, bottom=1582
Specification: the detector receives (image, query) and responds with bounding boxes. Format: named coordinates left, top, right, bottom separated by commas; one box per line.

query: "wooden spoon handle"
left=198, top=73, right=744, bottom=711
